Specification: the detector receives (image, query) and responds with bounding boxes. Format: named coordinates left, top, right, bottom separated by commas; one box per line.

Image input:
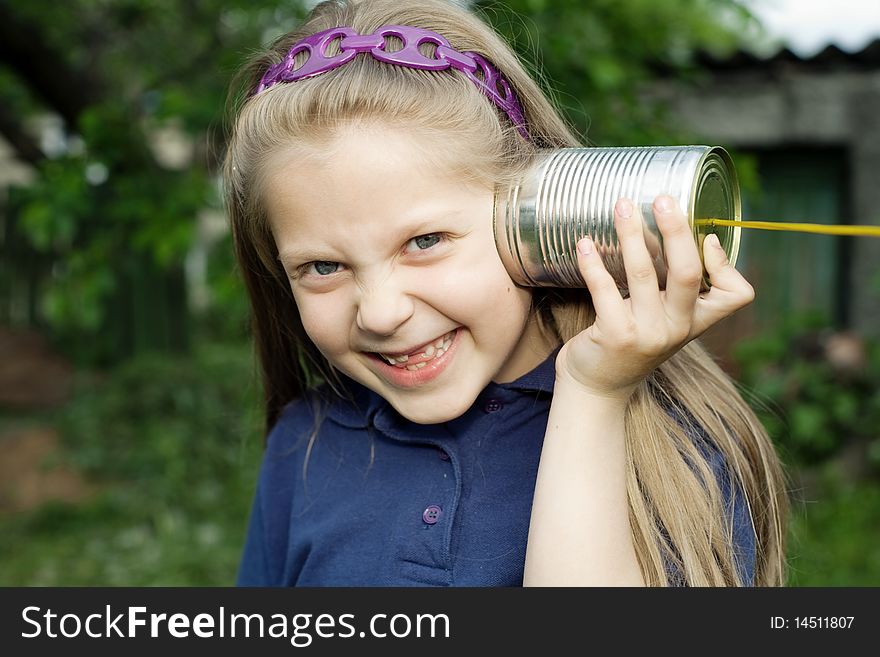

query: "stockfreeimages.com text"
left=21, top=605, right=450, bottom=646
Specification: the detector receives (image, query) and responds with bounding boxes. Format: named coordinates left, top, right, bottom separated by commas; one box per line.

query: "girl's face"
left=264, top=125, right=558, bottom=424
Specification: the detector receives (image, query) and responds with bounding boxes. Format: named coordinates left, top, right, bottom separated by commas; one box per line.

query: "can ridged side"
left=494, top=146, right=741, bottom=291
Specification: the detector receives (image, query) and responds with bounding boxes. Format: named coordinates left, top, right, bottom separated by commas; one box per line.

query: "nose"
left=355, top=280, right=415, bottom=337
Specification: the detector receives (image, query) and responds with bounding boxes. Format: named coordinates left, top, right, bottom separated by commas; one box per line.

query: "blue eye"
left=407, top=234, right=442, bottom=252
left=311, top=261, right=340, bottom=276
left=313, top=261, right=339, bottom=275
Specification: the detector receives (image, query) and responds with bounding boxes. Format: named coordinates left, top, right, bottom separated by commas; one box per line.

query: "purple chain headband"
left=254, top=25, right=529, bottom=139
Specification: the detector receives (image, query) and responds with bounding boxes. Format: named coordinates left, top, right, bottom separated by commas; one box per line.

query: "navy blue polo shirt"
left=237, top=349, right=756, bottom=586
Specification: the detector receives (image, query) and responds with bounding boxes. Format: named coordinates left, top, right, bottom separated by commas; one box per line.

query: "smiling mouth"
left=372, top=330, right=456, bottom=371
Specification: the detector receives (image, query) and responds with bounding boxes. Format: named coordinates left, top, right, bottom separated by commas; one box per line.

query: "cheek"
left=428, top=251, right=531, bottom=321
left=493, top=284, right=533, bottom=329
left=292, top=290, right=349, bottom=352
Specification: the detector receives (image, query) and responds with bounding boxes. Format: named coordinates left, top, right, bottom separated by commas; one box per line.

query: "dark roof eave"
left=696, top=37, right=880, bottom=72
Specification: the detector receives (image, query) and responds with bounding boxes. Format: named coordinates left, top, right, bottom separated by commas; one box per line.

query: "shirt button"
left=484, top=399, right=504, bottom=413
left=422, top=505, right=442, bottom=525
left=437, top=449, right=450, bottom=461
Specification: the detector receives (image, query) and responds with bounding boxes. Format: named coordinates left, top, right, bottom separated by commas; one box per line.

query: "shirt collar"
left=320, top=344, right=561, bottom=429
left=499, top=344, right=561, bottom=395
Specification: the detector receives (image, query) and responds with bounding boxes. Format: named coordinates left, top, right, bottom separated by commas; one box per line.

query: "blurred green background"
left=1, top=0, right=878, bottom=586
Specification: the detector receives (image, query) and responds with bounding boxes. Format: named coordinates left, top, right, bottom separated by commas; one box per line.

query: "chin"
left=390, top=394, right=476, bottom=425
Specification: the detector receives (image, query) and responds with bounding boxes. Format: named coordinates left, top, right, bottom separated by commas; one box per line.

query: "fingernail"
left=577, top=237, right=593, bottom=255
left=655, top=196, right=674, bottom=214
left=707, top=233, right=721, bottom=249
left=615, top=198, right=633, bottom=219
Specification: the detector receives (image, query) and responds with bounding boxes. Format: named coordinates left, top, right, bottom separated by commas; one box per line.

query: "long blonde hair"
left=223, top=0, right=788, bottom=586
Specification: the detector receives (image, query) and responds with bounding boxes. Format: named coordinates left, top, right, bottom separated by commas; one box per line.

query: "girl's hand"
left=555, top=195, right=755, bottom=403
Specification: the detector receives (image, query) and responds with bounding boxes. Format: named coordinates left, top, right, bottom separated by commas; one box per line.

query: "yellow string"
left=696, top=218, right=880, bottom=237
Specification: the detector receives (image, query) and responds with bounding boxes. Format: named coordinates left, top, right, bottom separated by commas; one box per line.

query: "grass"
left=0, top=343, right=264, bottom=586
left=786, top=468, right=880, bottom=586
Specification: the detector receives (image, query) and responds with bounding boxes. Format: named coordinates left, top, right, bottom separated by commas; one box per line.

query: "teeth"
left=379, top=330, right=455, bottom=366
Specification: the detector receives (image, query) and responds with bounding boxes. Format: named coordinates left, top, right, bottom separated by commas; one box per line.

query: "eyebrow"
left=276, top=213, right=465, bottom=266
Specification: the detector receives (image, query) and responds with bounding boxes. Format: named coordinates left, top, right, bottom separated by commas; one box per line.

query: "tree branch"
left=0, top=1, right=104, bottom=128
left=0, top=102, right=45, bottom=167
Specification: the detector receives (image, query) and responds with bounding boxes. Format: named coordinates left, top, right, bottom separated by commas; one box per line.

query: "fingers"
left=652, top=196, right=702, bottom=327
left=615, top=198, right=663, bottom=321
left=575, top=195, right=756, bottom=346
left=575, top=236, right=629, bottom=331
left=691, top=233, right=756, bottom=334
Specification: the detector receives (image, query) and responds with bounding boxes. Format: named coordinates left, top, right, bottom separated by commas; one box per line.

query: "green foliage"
left=734, top=312, right=880, bottom=469
left=477, top=0, right=760, bottom=144
left=787, top=471, right=880, bottom=586
left=60, top=347, right=261, bottom=489
left=196, top=233, right=253, bottom=343
left=1, top=1, right=309, bottom=364
left=0, top=345, right=265, bottom=585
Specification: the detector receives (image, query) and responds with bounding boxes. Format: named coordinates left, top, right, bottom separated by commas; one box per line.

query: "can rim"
left=691, top=146, right=742, bottom=290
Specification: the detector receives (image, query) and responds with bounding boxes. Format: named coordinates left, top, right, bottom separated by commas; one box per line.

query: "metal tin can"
left=493, top=146, right=741, bottom=292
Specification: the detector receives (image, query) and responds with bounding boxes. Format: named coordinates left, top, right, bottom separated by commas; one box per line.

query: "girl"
left=225, top=0, right=788, bottom=586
